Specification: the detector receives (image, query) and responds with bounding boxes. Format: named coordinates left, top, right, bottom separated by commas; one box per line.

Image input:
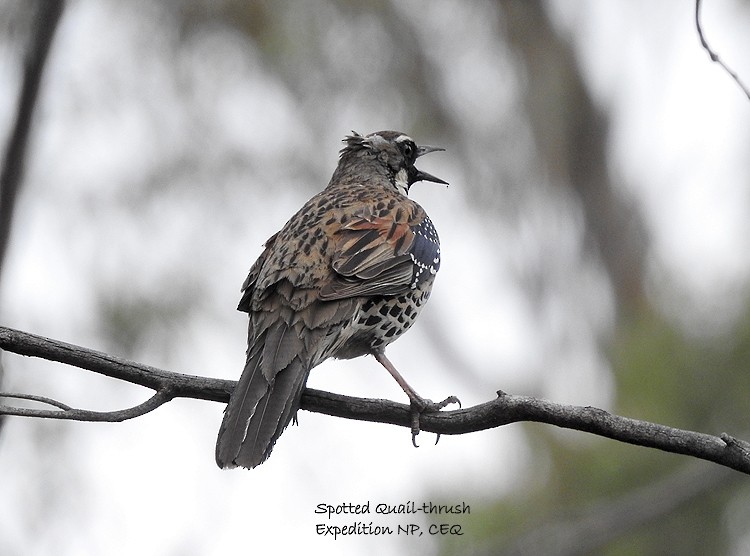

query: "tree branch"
left=0, top=325, right=233, bottom=402
left=1, top=325, right=749, bottom=474
left=695, top=0, right=750, bottom=101
left=0, top=390, right=174, bottom=421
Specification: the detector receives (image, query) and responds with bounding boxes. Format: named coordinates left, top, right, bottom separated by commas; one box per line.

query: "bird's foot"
left=409, top=395, right=461, bottom=447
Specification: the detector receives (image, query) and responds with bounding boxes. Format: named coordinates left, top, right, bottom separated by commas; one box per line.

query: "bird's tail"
left=215, top=321, right=310, bottom=469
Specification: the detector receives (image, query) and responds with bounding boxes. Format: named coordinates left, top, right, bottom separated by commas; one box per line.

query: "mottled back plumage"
left=216, top=131, right=450, bottom=469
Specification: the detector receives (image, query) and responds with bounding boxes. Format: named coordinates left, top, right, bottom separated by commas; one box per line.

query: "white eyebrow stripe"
left=395, top=134, right=413, bottom=143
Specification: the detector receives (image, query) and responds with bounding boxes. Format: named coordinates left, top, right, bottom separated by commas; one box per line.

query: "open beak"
left=413, top=145, right=448, bottom=185
left=416, top=145, right=445, bottom=157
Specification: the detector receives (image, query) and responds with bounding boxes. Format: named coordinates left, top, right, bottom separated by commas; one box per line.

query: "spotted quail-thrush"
left=215, top=130, right=458, bottom=469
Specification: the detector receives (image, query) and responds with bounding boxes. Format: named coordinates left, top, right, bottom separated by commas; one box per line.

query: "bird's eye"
left=402, top=142, right=414, bottom=158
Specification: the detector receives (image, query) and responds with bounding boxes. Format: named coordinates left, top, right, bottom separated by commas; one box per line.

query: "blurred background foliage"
left=1, top=0, right=749, bottom=555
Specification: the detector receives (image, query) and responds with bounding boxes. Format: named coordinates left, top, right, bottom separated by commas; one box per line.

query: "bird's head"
left=333, top=130, right=447, bottom=195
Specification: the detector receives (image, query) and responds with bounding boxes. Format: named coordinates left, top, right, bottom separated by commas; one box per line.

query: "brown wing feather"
left=319, top=209, right=419, bottom=300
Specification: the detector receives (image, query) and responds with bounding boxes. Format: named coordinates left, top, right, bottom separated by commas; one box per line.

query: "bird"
left=215, top=130, right=458, bottom=469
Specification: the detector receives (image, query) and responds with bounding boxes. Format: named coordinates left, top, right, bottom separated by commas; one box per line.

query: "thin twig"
left=0, top=392, right=72, bottom=410
left=695, top=0, right=750, bottom=101
left=0, top=389, right=174, bottom=421
left=1, top=325, right=749, bottom=474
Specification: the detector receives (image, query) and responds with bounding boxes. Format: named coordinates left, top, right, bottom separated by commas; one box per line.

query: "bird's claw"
left=409, top=394, right=461, bottom=448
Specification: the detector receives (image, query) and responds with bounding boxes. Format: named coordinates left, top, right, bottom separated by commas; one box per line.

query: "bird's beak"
left=413, top=168, right=448, bottom=185
left=414, top=145, right=448, bottom=185
left=416, top=145, right=445, bottom=158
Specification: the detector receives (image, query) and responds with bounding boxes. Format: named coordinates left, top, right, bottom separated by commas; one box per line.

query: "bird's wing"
left=318, top=204, right=437, bottom=300
left=237, top=231, right=279, bottom=313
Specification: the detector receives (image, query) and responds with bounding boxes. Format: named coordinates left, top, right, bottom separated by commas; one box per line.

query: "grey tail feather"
left=236, top=356, right=308, bottom=467
left=215, top=341, right=309, bottom=469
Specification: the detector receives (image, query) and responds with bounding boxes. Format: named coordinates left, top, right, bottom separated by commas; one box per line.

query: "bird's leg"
left=373, top=351, right=460, bottom=446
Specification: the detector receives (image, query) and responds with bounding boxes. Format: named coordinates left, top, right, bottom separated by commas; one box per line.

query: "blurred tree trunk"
left=0, top=0, right=64, bottom=278
left=440, top=3, right=745, bottom=555
left=499, top=0, right=647, bottom=314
